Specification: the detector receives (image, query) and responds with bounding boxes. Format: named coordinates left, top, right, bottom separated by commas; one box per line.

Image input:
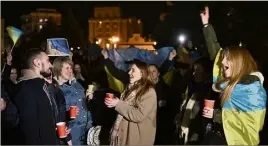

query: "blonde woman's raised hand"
left=200, top=6, right=209, bottom=25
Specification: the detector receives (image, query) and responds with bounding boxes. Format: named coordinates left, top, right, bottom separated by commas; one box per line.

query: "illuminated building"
left=88, top=6, right=143, bottom=48
left=21, top=8, right=61, bottom=34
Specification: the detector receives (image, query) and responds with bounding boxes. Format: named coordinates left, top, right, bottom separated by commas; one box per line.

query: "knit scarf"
left=110, top=87, right=137, bottom=145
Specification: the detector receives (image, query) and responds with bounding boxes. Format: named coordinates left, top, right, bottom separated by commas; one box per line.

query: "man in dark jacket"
left=13, top=49, right=57, bottom=145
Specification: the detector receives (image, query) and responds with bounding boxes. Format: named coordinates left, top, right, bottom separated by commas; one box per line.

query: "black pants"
left=202, top=131, right=227, bottom=145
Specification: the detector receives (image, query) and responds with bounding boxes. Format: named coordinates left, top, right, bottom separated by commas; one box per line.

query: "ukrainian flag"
left=104, top=66, right=124, bottom=93
left=162, top=70, right=174, bottom=86
left=6, top=26, right=23, bottom=44
left=177, top=47, right=189, bottom=63
left=212, top=48, right=224, bottom=83
left=213, top=49, right=267, bottom=145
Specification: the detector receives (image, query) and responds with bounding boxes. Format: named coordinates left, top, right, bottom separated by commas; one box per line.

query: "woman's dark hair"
left=123, top=60, right=154, bottom=103
left=192, top=57, right=213, bottom=79
left=193, top=57, right=213, bottom=72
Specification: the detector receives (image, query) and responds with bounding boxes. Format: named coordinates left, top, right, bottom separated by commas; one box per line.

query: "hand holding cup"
left=69, top=106, right=79, bottom=119
left=86, top=84, right=95, bottom=100
left=104, top=93, right=119, bottom=108
left=203, top=99, right=215, bottom=119
left=65, top=127, right=71, bottom=136
left=203, top=107, right=214, bottom=118
left=56, top=122, right=67, bottom=138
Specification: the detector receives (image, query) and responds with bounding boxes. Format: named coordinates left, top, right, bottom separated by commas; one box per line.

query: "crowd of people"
left=1, top=7, right=267, bottom=145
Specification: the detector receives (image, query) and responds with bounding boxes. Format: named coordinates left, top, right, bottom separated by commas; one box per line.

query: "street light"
left=178, top=35, right=186, bottom=44
left=239, top=41, right=243, bottom=47
left=95, top=39, right=102, bottom=45
left=153, top=41, right=157, bottom=45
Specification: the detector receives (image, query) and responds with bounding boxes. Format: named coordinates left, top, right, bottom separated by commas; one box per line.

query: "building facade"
left=88, top=6, right=143, bottom=48
left=21, top=8, right=61, bottom=34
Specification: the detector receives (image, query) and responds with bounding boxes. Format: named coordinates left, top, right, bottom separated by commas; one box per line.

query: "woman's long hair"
left=123, top=61, right=154, bottom=103
left=215, top=46, right=258, bottom=106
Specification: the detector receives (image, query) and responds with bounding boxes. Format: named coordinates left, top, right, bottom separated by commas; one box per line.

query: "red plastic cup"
left=204, top=99, right=215, bottom=109
left=69, top=106, right=78, bottom=119
left=56, top=122, right=66, bottom=138
left=106, top=93, right=114, bottom=99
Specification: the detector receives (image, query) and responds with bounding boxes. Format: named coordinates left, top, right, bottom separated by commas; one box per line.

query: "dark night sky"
left=1, top=1, right=167, bottom=36
left=2, top=1, right=268, bottom=47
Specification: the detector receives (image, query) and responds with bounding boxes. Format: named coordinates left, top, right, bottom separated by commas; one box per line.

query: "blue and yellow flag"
left=6, top=26, right=23, bottom=44
left=162, top=70, right=174, bottom=86
left=212, top=48, right=224, bottom=83
left=104, top=66, right=124, bottom=93
left=213, top=48, right=267, bottom=145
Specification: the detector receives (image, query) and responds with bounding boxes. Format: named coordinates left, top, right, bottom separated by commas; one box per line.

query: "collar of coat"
left=18, top=69, right=43, bottom=83
left=53, top=76, right=76, bottom=86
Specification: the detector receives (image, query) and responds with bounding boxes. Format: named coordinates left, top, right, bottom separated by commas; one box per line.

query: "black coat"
left=46, top=79, right=72, bottom=143
left=1, top=83, right=19, bottom=145
left=88, top=88, right=118, bottom=145
left=13, top=78, right=57, bottom=145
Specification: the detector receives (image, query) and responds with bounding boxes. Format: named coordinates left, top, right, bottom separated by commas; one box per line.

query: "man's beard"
left=40, top=63, right=52, bottom=78
left=41, top=71, right=52, bottom=78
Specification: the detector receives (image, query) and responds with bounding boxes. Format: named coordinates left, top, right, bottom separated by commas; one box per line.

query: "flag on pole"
left=6, top=26, right=23, bottom=44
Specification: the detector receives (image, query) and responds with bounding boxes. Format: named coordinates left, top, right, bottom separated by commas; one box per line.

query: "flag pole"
left=1, top=43, right=16, bottom=75
left=10, top=43, right=16, bottom=53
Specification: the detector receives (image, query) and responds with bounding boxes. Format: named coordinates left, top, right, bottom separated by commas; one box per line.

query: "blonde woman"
left=201, top=7, right=267, bottom=145
left=53, top=57, right=93, bottom=145
left=104, top=59, right=157, bottom=145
